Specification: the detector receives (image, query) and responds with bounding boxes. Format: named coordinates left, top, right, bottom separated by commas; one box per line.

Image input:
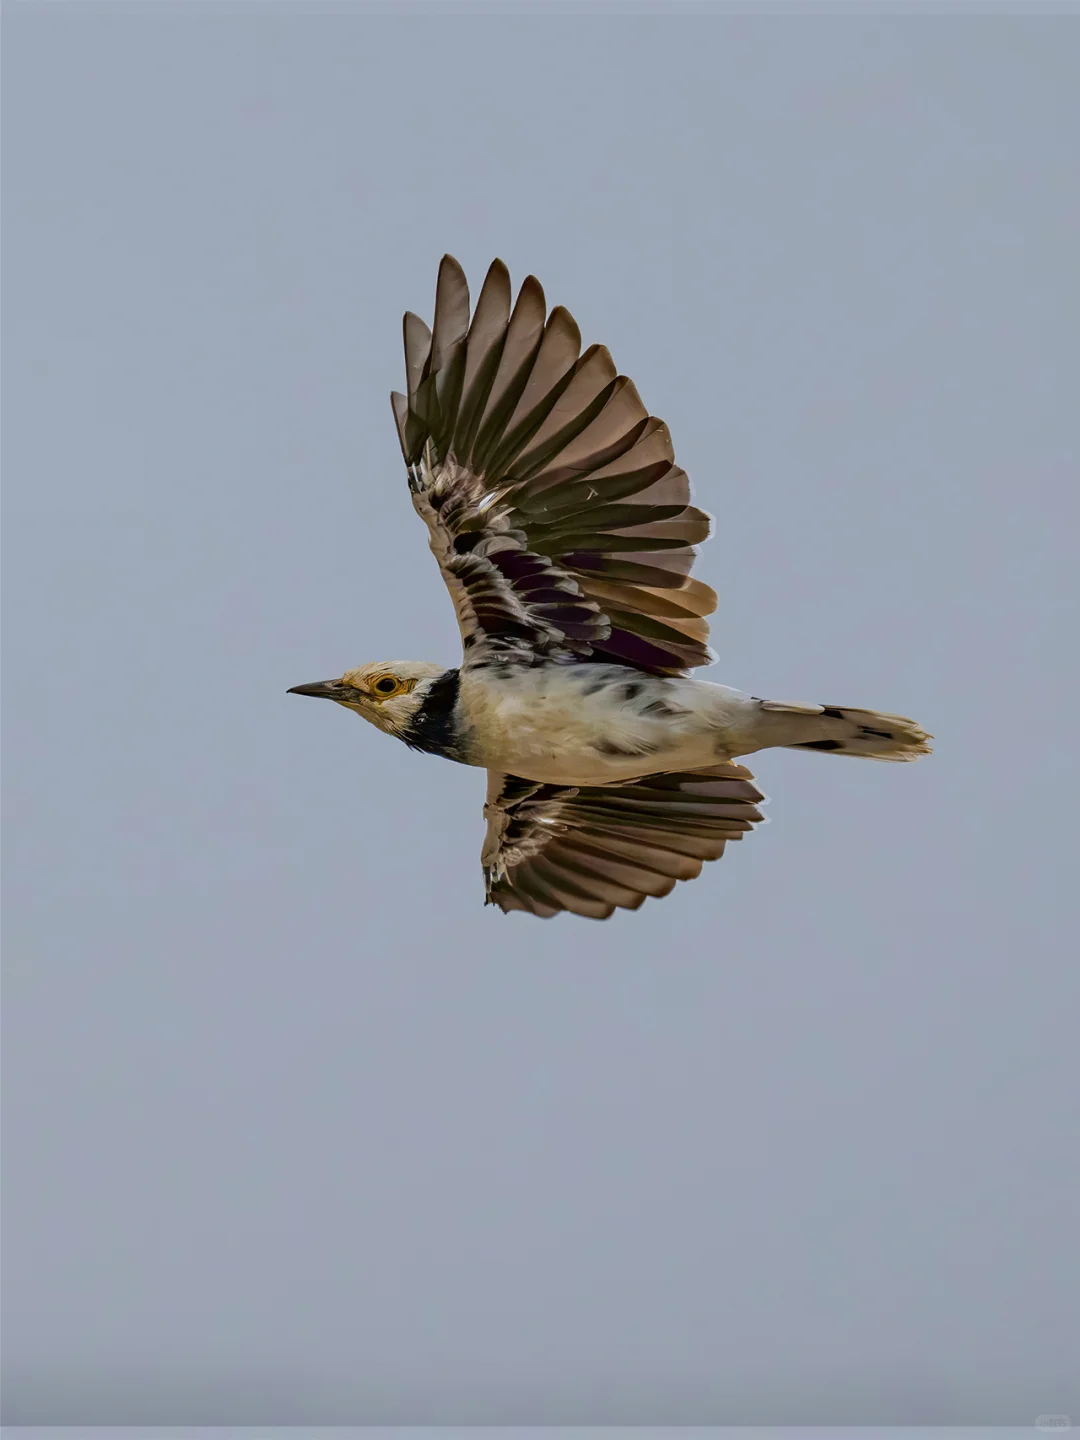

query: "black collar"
left=400, top=668, right=463, bottom=761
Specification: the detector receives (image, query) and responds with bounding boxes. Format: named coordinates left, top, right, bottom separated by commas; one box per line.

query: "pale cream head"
left=287, top=660, right=446, bottom=736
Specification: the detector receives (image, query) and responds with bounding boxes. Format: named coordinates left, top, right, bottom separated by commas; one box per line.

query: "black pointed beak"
left=287, top=679, right=348, bottom=700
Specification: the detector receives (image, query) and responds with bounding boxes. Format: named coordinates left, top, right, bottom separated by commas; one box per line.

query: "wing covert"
left=391, top=256, right=717, bottom=674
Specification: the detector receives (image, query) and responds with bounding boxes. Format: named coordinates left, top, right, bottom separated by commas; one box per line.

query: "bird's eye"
left=373, top=675, right=401, bottom=696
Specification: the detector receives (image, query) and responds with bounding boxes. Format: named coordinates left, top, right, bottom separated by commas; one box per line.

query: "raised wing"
left=391, top=256, right=716, bottom=675
left=481, top=764, right=766, bottom=919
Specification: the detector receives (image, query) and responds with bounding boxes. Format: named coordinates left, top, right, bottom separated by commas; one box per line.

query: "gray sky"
left=3, top=4, right=1077, bottom=1427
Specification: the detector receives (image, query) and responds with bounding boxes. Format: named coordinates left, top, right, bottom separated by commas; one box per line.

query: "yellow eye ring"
left=370, top=675, right=416, bottom=700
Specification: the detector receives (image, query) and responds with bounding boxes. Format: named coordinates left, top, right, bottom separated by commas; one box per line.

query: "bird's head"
left=287, top=660, right=448, bottom=738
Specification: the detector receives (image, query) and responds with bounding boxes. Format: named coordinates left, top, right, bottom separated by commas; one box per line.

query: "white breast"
left=458, top=664, right=756, bottom=785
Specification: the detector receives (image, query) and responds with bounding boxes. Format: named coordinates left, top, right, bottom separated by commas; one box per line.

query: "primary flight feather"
left=289, top=256, right=931, bottom=918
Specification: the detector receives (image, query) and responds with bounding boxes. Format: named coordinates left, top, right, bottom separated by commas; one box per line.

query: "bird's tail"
left=758, top=700, right=932, bottom=761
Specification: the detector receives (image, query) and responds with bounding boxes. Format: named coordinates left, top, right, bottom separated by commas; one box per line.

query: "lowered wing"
left=481, top=764, right=766, bottom=919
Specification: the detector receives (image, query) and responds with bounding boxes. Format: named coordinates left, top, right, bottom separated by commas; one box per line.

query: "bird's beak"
left=287, top=679, right=352, bottom=700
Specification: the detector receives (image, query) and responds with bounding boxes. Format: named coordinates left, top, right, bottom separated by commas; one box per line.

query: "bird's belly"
left=458, top=667, right=735, bottom=784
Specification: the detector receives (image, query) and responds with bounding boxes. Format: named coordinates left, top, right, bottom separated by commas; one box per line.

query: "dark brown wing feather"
left=391, top=256, right=716, bottom=674
left=481, top=764, right=765, bottom=919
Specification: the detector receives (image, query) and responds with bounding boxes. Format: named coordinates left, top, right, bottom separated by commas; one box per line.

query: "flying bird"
left=289, top=257, right=930, bottom=918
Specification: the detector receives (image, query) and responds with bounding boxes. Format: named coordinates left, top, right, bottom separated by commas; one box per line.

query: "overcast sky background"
left=3, top=4, right=1078, bottom=1427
